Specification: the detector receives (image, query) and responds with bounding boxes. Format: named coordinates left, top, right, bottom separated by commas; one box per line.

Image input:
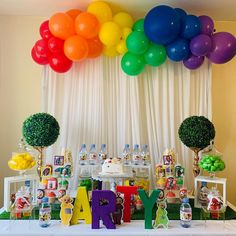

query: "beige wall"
left=0, top=16, right=235, bottom=208
left=212, top=21, right=236, bottom=205
left=0, top=16, right=44, bottom=206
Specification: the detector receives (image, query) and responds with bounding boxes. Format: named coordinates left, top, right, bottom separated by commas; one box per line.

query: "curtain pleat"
left=42, top=57, right=212, bottom=189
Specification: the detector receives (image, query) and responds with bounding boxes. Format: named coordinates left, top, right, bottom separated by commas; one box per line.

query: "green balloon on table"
left=144, top=43, right=167, bottom=66
left=132, top=18, right=144, bottom=32
left=126, top=31, right=149, bottom=55
left=121, top=52, right=145, bottom=76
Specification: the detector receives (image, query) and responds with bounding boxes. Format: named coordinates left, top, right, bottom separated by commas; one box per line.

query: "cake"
left=100, top=157, right=123, bottom=175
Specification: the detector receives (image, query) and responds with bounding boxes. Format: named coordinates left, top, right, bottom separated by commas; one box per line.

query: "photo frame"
left=164, top=165, right=174, bottom=177
left=163, top=155, right=173, bottom=165
left=54, top=155, right=65, bottom=166
left=175, top=165, right=185, bottom=178
left=41, top=165, right=52, bottom=177
left=156, top=165, right=166, bottom=178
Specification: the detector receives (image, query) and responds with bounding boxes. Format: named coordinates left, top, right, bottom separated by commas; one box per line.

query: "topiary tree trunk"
left=190, top=147, right=202, bottom=177
left=34, top=147, right=45, bottom=178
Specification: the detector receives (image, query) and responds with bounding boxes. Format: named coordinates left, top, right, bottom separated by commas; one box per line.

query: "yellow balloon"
left=122, top=27, right=132, bottom=40
left=103, top=45, right=119, bottom=57
left=87, top=1, right=112, bottom=24
left=116, top=40, right=128, bottom=54
left=99, top=21, right=122, bottom=47
left=113, top=12, right=134, bottom=28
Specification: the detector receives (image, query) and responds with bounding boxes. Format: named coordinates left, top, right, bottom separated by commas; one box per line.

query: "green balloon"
left=132, top=18, right=144, bottom=32
left=144, top=43, right=167, bottom=67
left=121, top=52, right=145, bottom=76
left=126, top=31, right=149, bottom=55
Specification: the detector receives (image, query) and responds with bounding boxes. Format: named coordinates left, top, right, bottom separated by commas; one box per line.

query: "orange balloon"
left=87, top=36, right=103, bottom=58
left=66, top=9, right=82, bottom=20
left=49, top=13, right=75, bottom=40
left=75, top=12, right=100, bottom=39
left=64, top=35, right=88, bottom=61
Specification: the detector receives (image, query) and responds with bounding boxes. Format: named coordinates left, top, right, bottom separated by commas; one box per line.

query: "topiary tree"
left=22, top=113, right=60, bottom=177
left=178, top=116, right=215, bottom=177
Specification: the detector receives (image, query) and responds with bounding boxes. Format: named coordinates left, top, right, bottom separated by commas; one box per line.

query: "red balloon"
left=39, top=20, right=53, bottom=40
left=48, top=37, right=64, bottom=53
left=31, top=47, right=48, bottom=65
left=87, top=36, right=103, bottom=58
left=49, top=52, right=72, bottom=73
left=34, top=39, right=50, bottom=57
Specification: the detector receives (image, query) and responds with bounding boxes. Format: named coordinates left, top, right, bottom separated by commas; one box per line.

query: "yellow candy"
left=24, top=153, right=33, bottom=161
left=9, top=152, right=35, bottom=171
left=12, top=155, right=23, bottom=162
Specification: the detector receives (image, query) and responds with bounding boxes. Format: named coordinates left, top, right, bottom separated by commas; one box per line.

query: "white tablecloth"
left=1, top=220, right=236, bottom=236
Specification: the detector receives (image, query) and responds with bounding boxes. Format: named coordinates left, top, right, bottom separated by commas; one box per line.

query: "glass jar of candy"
left=199, top=146, right=225, bottom=177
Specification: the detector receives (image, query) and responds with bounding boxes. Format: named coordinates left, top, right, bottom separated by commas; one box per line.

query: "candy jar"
left=200, top=146, right=225, bottom=178
left=207, top=187, right=224, bottom=219
left=8, top=139, right=36, bottom=174
left=11, top=186, right=32, bottom=219
left=207, top=188, right=223, bottom=211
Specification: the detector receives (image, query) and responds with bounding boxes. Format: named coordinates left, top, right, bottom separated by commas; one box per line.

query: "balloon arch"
left=32, top=1, right=236, bottom=76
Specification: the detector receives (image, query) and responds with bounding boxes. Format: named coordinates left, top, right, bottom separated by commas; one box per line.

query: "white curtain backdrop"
left=42, top=56, right=212, bottom=190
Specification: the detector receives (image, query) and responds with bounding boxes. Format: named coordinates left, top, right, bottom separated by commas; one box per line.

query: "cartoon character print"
left=179, top=188, right=187, bottom=201
left=153, top=200, right=169, bottom=229
left=112, top=194, right=124, bottom=225
left=60, top=195, right=74, bottom=226
left=166, top=177, right=176, bottom=190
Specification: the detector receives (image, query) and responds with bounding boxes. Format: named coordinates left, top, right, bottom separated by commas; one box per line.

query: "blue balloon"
left=166, top=38, right=190, bottom=61
left=181, top=15, right=201, bottom=39
left=174, top=8, right=187, bottom=23
left=144, top=5, right=181, bottom=45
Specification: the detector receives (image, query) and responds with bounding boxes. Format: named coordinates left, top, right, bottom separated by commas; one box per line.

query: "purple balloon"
left=190, top=34, right=212, bottom=56
left=183, top=54, right=205, bottom=69
left=207, top=32, right=236, bottom=64
left=199, top=15, right=214, bottom=36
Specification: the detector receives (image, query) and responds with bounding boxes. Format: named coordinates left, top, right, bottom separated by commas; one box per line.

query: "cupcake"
left=58, top=180, right=69, bottom=190
left=47, top=191, right=56, bottom=204
left=135, top=199, right=143, bottom=211
left=166, top=191, right=176, bottom=204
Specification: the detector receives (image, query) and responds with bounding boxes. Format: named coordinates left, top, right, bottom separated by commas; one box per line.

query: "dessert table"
left=1, top=220, right=236, bottom=236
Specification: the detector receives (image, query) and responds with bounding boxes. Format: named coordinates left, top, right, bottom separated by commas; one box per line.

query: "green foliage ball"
left=22, top=113, right=60, bottom=147
left=178, top=116, right=215, bottom=150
